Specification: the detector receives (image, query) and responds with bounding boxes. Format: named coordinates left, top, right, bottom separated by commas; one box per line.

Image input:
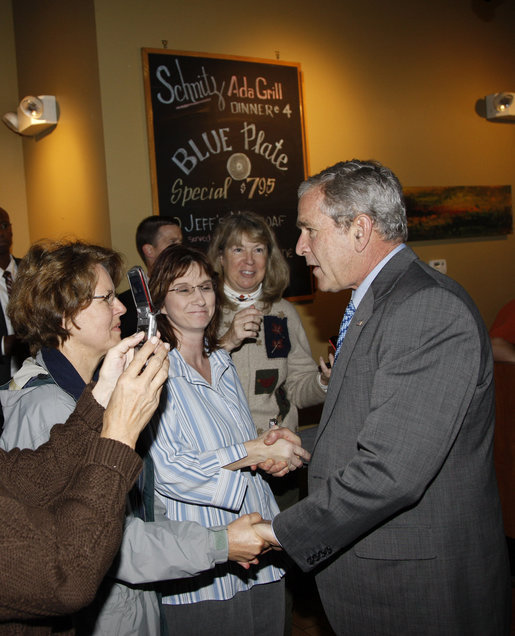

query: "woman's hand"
left=226, top=513, right=271, bottom=568
left=250, top=436, right=307, bottom=469
left=225, top=428, right=310, bottom=473
left=256, top=427, right=312, bottom=476
left=99, top=337, right=170, bottom=449
left=92, top=332, right=146, bottom=407
left=220, top=306, right=263, bottom=352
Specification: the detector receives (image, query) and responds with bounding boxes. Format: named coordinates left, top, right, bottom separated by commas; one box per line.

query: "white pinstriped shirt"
left=148, top=347, right=284, bottom=605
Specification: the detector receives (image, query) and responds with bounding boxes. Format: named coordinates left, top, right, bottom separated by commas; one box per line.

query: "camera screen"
left=128, top=271, right=151, bottom=308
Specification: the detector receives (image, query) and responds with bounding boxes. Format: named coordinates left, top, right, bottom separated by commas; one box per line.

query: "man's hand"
left=220, top=306, right=263, bottom=352
left=227, top=513, right=271, bottom=569
left=99, top=337, right=170, bottom=449
left=263, top=427, right=303, bottom=447
left=253, top=520, right=281, bottom=548
left=319, top=352, right=334, bottom=385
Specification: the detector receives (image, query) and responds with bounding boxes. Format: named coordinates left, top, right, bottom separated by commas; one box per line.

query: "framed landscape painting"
left=405, top=185, right=512, bottom=241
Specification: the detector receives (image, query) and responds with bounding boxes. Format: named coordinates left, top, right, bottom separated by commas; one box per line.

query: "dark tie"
left=334, top=299, right=356, bottom=360
left=3, top=271, right=12, bottom=297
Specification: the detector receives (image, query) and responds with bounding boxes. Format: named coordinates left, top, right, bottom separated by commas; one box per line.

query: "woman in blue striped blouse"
left=147, top=245, right=308, bottom=635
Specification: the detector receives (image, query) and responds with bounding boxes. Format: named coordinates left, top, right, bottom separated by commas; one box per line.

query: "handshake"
left=226, top=426, right=309, bottom=567
left=226, top=513, right=281, bottom=568
left=250, top=425, right=311, bottom=477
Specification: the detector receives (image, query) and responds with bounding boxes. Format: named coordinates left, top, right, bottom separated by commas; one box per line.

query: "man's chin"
left=315, top=278, right=340, bottom=293
left=315, top=278, right=330, bottom=292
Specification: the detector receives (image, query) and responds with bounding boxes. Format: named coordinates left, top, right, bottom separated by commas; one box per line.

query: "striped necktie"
left=3, top=270, right=12, bottom=297
left=334, top=299, right=356, bottom=360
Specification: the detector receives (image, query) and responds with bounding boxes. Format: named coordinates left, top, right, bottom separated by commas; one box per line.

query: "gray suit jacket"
left=275, top=246, right=510, bottom=635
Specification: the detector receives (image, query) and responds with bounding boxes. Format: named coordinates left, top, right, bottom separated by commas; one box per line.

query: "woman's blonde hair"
left=207, top=211, right=290, bottom=310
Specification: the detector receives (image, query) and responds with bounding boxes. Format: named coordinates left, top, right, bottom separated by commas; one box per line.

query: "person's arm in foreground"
left=0, top=336, right=169, bottom=622
left=112, top=499, right=270, bottom=583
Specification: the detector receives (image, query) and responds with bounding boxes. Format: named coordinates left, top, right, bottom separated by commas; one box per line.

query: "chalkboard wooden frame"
left=142, top=48, right=313, bottom=300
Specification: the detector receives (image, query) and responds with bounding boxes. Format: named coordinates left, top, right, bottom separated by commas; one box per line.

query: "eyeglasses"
left=0, top=222, right=11, bottom=230
left=168, top=281, right=216, bottom=296
left=92, top=290, right=117, bottom=306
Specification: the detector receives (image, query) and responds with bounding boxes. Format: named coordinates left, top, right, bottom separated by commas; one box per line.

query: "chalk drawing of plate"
left=226, top=153, right=251, bottom=181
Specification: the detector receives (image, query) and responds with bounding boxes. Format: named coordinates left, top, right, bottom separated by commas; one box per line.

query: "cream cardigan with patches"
left=220, top=298, right=326, bottom=435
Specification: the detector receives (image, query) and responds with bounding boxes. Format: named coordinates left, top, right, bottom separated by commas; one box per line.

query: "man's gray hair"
left=298, top=159, right=408, bottom=242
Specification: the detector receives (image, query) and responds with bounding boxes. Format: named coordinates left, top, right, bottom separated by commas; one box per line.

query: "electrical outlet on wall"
left=429, top=259, right=447, bottom=274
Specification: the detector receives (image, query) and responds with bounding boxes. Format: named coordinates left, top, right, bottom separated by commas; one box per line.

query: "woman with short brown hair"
left=8, top=240, right=123, bottom=357
left=2, top=240, right=163, bottom=635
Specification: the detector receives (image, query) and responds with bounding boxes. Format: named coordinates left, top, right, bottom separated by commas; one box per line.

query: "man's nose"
left=296, top=233, right=307, bottom=256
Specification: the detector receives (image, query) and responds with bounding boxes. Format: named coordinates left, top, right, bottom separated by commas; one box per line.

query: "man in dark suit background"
left=257, top=160, right=510, bottom=634
left=119, top=216, right=182, bottom=338
left=0, top=207, right=27, bottom=387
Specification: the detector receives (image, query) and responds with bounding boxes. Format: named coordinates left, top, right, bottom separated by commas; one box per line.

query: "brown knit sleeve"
left=0, top=385, right=107, bottom=506
left=0, top=387, right=142, bottom=621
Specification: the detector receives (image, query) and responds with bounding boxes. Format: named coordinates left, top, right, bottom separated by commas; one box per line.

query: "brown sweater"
left=0, top=386, right=142, bottom=634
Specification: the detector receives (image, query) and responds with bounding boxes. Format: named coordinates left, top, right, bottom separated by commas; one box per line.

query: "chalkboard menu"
left=142, top=49, right=312, bottom=299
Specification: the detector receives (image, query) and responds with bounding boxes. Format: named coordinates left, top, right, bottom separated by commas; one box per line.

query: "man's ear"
left=353, top=215, right=373, bottom=252
left=142, top=243, right=154, bottom=262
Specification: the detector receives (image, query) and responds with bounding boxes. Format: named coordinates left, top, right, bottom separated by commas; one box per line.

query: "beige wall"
left=10, top=0, right=111, bottom=247
left=0, top=0, right=29, bottom=257
left=94, top=0, right=515, bottom=359
left=3, top=0, right=515, bottom=360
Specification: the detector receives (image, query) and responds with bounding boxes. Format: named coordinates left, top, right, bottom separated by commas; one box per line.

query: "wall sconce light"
left=2, top=95, right=59, bottom=136
left=485, top=92, right=515, bottom=122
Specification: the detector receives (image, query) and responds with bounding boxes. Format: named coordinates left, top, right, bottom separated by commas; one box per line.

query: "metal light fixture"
left=485, top=92, right=515, bottom=122
left=2, top=95, right=59, bottom=136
